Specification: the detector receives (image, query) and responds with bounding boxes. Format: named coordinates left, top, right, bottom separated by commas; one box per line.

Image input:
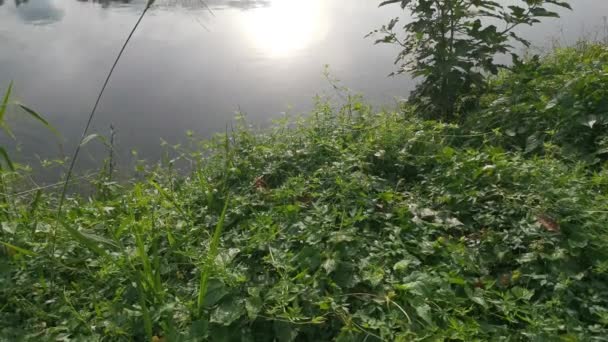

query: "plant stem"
left=50, top=1, right=154, bottom=289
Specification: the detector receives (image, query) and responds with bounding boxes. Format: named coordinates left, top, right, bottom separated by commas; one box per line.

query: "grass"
left=0, top=45, right=607, bottom=341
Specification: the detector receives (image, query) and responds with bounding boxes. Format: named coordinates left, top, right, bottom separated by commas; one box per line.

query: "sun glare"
left=241, top=0, right=328, bottom=58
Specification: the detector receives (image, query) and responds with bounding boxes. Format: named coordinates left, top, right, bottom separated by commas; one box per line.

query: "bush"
left=371, top=0, right=571, bottom=121
left=467, top=43, right=608, bottom=164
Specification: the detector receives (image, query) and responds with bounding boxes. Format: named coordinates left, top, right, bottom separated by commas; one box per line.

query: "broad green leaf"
left=393, top=255, right=420, bottom=271
left=546, top=0, right=572, bottom=9
left=210, top=299, right=245, bottom=325
left=1, top=222, right=17, bottom=234
left=530, top=7, right=560, bottom=18
left=525, top=134, right=542, bottom=153
left=470, top=295, right=488, bottom=308
left=545, top=98, right=558, bottom=110
left=245, top=296, right=263, bottom=320
left=448, top=276, right=466, bottom=285
left=511, top=286, right=535, bottom=301
left=416, top=303, right=433, bottom=325
left=203, top=279, right=229, bottom=307
left=273, top=321, right=299, bottom=342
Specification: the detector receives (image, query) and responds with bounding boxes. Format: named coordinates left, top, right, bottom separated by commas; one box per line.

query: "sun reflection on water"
left=240, top=0, right=329, bottom=58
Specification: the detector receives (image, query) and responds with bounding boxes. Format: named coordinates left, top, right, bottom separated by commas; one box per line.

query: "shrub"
left=370, top=0, right=571, bottom=121
left=467, top=43, right=608, bottom=164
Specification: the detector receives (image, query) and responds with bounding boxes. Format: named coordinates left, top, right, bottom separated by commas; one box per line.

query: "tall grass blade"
left=0, top=147, right=14, bottom=171
left=29, top=190, right=42, bottom=216
left=151, top=237, right=162, bottom=295
left=79, top=133, right=100, bottom=147
left=0, top=82, right=15, bottom=138
left=0, top=81, right=12, bottom=122
left=134, top=270, right=154, bottom=339
left=0, top=241, right=35, bottom=256
left=15, top=103, right=50, bottom=126
left=16, top=103, right=60, bottom=137
left=197, top=194, right=230, bottom=316
left=134, top=223, right=153, bottom=285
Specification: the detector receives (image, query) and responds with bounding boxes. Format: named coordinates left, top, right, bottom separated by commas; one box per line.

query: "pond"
left=1, top=0, right=607, bottom=173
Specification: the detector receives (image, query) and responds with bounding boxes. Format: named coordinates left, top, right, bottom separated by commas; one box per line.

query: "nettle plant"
left=371, top=0, right=571, bottom=121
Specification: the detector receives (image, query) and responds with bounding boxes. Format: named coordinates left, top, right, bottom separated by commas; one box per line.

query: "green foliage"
left=371, top=0, right=571, bottom=121
left=0, top=86, right=607, bottom=340
left=467, top=43, right=608, bottom=164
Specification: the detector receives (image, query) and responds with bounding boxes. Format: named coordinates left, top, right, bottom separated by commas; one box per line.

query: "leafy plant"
left=370, top=0, right=571, bottom=121
left=467, top=43, right=608, bottom=164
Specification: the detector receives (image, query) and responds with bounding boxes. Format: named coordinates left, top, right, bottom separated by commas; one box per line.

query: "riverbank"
left=1, top=44, right=607, bottom=341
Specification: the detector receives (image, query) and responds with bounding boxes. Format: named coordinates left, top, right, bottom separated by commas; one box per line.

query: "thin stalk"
left=50, top=0, right=156, bottom=287
left=108, top=124, right=116, bottom=183
left=58, top=1, right=153, bottom=213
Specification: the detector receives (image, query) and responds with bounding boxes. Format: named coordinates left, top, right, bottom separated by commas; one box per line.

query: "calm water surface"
left=1, top=0, right=607, bottom=172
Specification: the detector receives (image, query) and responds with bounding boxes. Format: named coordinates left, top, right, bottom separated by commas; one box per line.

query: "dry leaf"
left=473, top=278, right=485, bottom=289
left=536, top=214, right=560, bottom=232
left=499, top=273, right=511, bottom=287
left=254, top=176, right=268, bottom=191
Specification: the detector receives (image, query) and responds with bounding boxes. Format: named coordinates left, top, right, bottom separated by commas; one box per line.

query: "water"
left=1, top=0, right=607, bottom=173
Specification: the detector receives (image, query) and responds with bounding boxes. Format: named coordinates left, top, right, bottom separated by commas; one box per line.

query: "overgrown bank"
left=1, top=45, right=608, bottom=341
